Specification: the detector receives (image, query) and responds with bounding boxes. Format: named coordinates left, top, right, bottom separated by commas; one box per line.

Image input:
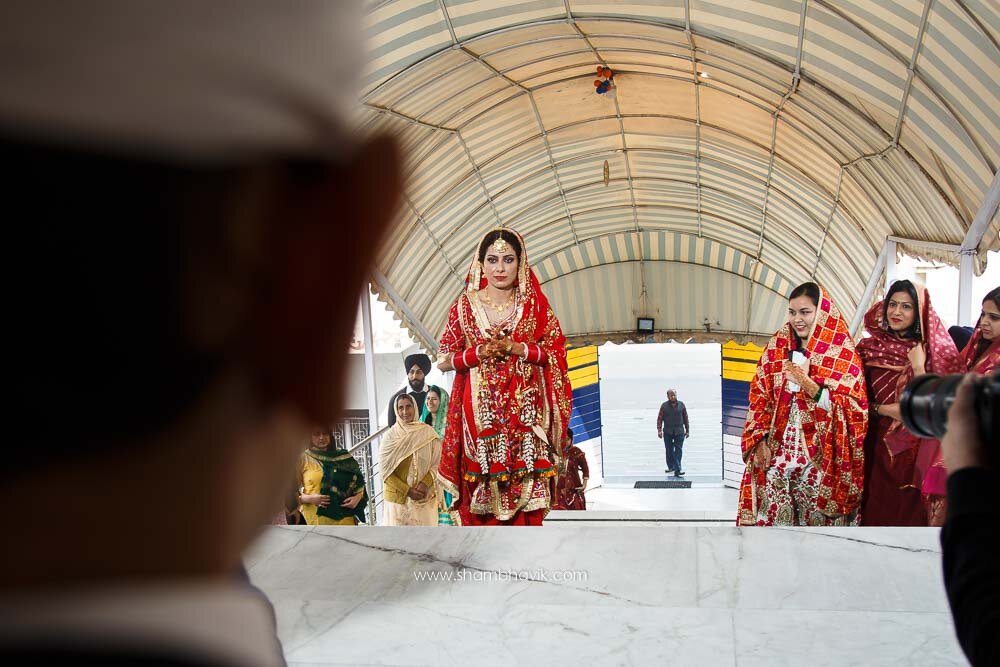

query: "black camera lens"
left=899, top=373, right=964, bottom=439
left=900, top=370, right=999, bottom=449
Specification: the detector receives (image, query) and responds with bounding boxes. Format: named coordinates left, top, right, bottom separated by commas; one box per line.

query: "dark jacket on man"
left=657, top=400, right=689, bottom=435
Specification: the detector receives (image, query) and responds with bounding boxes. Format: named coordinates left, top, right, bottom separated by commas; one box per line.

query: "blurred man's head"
left=1, top=1, right=401, bottom=588
left=667, top=390, right=677, bottom=402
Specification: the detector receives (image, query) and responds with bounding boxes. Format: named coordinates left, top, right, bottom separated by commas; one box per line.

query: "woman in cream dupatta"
left=381, top=393, right=442, bottom=526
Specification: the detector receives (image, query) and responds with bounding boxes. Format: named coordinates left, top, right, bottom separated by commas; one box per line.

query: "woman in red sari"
left=961, top=287, right=999, bottom=375
left=436, top=228, right=572, bottom=525
left=857, top=280, right=962, bottom=526
left=738, top=282, right=868, bottom=526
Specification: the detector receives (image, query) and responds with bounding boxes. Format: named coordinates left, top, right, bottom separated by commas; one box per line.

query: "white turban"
left=0, top=0, right=364, bottom=162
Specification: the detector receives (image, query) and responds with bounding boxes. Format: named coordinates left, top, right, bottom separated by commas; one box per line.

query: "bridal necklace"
left=480, top=288, right=515, bottom=312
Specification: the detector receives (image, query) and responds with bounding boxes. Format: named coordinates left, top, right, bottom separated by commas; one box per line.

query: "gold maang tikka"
left=492, top=233, right=508, bottom=253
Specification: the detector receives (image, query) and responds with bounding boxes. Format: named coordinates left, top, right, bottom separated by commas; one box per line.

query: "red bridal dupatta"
left=856, top=287, right=961, bottom=505
left=436, top=229, right=572, bottom=525
left=737, top=286, right=868, bottom=526
left=960, top=328, right=1000, bottom=375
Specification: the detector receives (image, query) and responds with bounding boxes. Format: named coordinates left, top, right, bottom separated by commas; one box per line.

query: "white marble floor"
left=246, top=526, right=965, bottom=666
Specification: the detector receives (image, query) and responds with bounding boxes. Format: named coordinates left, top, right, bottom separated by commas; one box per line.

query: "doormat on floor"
left=634, top=480, right=692, bottom=489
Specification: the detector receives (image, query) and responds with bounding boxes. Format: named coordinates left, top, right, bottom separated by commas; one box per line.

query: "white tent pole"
left=961, top=169, right=1000, bottom=253
left=850, top=240, right=888, bottom=336
left=361, top=285, right=379, bottom=434
left=884, top=238, right=897, bottom=293
left=957, top=252, right=975, bottom=326
left=955, top=169, right=1000, bottom=327
left=360, top=285, right=384, bottom=520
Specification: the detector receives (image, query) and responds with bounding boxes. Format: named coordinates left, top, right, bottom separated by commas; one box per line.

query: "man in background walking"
left=657, top=389, right=689, bottom=477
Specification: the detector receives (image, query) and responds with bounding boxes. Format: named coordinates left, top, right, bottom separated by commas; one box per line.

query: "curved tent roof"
left=361, top=0, right=999, bottom=349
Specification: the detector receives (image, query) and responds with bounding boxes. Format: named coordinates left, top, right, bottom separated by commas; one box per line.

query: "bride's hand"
left=481, top=339, right=504, bottom=359
left=485, top=336, right=514, bottom=359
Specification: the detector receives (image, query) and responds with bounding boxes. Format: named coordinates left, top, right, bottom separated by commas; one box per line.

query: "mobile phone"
left=787, top=350, right=805, bottom=392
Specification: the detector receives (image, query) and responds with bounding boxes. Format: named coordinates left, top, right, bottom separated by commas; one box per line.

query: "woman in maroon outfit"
left=857, top=280, right=961, bottom=526
left=557, top=428, right=589, bottom=510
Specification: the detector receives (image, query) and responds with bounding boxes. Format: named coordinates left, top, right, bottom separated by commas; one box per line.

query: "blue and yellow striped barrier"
left=721, top=341, right=763, bottom=438
left=566, top=344, right=600, bottom=442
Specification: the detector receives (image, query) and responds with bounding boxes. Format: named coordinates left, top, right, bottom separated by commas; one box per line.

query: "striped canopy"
left=362, top=0, right=999, bottom=348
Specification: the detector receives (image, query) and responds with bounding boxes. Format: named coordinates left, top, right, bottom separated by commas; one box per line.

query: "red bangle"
left=523, top=344, right=546, bottom=364
left=453, top=347, right=480, bottom=372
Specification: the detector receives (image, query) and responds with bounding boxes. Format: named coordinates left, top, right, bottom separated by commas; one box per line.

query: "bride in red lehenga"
left=435, top=228, right=572, bottom=525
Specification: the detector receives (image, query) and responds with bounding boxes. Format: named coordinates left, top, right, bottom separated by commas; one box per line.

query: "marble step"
left=248, top=525, right=964, bottom=666
left=547, top=509, right=732, bottom=522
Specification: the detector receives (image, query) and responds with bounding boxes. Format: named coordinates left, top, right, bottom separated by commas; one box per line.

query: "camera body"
left=899, top=370, right=999, bottom=453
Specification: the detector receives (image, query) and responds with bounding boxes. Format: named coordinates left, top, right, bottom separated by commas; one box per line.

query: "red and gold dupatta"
left=960, top=328, right=999, bottom=375
left=856, top=286, right=961, bottom=499
left=737, top=286, right=868, bottom=525
left=436, top=229, right=572, bottom=518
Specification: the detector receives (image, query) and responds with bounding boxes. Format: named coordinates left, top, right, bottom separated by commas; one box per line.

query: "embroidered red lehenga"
left=737, top=286, right=868, bottom=526
left=436, top=229, right=572, bottom=525
left=856, top=287, right=961, bottom=526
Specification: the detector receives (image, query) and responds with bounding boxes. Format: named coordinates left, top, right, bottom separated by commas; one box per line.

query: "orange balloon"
left=594, top=80, right=601, bottom=87
left=596, top=65, right=604, bottom=73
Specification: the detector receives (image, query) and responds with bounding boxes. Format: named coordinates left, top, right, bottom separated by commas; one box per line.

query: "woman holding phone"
left=738, top=282, right=869, bottom=526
